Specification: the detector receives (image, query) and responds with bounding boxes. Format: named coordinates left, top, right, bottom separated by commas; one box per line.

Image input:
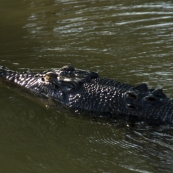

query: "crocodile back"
left=68, top=77, right=173, bottom=124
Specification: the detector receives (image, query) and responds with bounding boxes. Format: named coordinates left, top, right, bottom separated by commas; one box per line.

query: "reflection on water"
left=1, top=0, right=173, bottom=173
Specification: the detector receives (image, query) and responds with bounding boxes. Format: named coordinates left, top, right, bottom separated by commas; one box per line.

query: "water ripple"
left=1, top=0, right=173, bottom=172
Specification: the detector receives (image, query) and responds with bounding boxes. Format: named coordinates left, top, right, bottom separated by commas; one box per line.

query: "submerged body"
left=0, top=65, right=173, bottom=125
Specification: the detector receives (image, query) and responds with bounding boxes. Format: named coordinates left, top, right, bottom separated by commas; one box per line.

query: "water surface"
left=1, top=0, right=173, bottom=172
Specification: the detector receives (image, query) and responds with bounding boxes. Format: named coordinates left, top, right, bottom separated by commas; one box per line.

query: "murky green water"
left=1, top=0, right=173, bottom=172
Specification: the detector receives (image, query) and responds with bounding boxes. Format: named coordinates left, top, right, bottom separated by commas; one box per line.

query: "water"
left=1, top=0, right=173, bottom=172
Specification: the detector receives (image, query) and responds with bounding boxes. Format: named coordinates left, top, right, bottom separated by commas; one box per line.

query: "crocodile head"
left=39, top=65, right=99, bottom=104
left=0, top=65, right=99, bottom=106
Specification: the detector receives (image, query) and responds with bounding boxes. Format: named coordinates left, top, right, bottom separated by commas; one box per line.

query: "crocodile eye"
left=44, top=72, right=57, bottom=82
left=45, top=75, right=51, bottom=81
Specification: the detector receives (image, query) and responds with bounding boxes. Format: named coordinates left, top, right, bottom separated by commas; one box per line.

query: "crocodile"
left=0, top=65, right=173, bottom=125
